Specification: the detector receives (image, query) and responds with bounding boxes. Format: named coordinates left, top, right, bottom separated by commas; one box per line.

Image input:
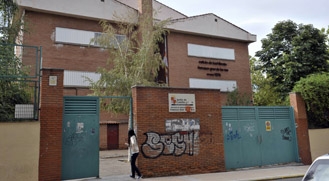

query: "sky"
left=156, top=0, right=329, bottom=57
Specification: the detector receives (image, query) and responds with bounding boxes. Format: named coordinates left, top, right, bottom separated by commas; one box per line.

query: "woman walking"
left=127, top=129, right=142, bottom=179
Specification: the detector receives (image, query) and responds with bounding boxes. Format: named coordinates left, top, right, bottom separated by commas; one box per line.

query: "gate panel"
left=259, top=107, right=298, bottom=165
left=223, top=107, right=261, bottom=169
left=222, top=106, right=299, bottom=170
left=62, top=96, right=99, bottom=180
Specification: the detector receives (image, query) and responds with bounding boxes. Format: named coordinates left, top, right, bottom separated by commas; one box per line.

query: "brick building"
left=16, top=0, right=256, bottom=150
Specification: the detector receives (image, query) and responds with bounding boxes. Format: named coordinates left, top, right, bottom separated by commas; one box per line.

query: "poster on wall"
left=165, top=118, right=200, bottom=132
left=168, top=93, right=196, bottom=112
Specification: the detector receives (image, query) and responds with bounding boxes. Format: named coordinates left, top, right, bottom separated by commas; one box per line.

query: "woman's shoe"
left=130, top=175, right=135, bottom=179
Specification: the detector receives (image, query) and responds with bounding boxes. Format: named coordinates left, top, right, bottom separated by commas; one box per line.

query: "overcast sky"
left=157, top=0, right=329, bottom=57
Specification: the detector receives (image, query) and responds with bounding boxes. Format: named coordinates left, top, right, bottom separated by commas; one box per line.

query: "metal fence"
left=0, top=44, right=42, bottom=121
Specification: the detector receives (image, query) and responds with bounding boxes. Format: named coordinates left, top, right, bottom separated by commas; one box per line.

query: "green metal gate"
left=222, top=106, right=299, bottom=170
left=62, top=96, right=100, bottom=180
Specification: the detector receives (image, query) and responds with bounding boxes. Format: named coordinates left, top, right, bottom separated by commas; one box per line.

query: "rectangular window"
left=187, top=43, right=235, bottom=60
left=189, top=78, right=236, bottom=92
left=55, top=27, right=125, bottom=47
left=64, top=70, right=101, bottom=87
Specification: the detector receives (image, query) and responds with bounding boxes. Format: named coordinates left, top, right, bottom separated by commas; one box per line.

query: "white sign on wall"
left=168, top=93, right=195, bottom=112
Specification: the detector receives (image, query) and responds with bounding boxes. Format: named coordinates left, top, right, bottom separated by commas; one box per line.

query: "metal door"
left=62, top=96, right=100, bottom=180
left=222, top=106, right=299, bottom=170
left=107, top=124, right=119, bottom=149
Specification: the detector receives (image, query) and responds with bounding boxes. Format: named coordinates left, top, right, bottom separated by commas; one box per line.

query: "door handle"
left=257, top=135, right=263, bottom=144
left=259, top=135, right=262, bottom=144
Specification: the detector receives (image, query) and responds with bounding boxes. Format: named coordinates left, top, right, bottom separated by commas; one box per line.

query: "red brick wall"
left=289, top=93, right=312, bottom=165
left=132, top=86, right=225, bottom=177
left=167, top=32, right=252, bottom=105
left=119, top=123, right=129, bottom=149
left=39, top=68, right=64, bottom=180
left=23, top=11, right=109, bottom=72
left=99, top=124, right=108, bottom=150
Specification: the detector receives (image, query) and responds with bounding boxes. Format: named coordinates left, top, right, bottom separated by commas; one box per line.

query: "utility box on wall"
left=132, top=86, right=225, bottom=177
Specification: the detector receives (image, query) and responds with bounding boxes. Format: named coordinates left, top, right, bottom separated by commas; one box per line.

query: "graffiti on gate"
left=225, top=122, right=242, bottom=141
left=141, top=131, right=199, bottom=159
left=226, top=130, right=241, bottom=141
left=244, top=122, right=256, bottom=137
left=280, top=127, right=292, bottom=141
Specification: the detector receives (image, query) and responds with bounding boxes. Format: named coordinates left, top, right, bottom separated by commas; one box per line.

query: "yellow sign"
left=265, top=121, right=271, bottom=131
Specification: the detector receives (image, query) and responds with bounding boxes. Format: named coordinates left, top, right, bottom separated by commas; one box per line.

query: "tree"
left=225, top=87, right=252, bottom=106
left=0, top=1, right=30, bottom=121
left=89, top=11, right=169, bottom=113
left=0, top=0, right=22, bottom=43
left=250, top=57, right=285, bottom=106
left=293, top=72, right=329, bottom=128
left=255, top=20, right=329, bottom=100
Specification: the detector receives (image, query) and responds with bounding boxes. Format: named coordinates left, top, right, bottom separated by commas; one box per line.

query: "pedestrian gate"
left=62, top=96, right=100, bottom=180
left=222, top=106, right=299, bottom=170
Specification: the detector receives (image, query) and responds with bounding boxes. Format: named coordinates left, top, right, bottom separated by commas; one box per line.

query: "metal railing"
left=0, top=44, right=42, bottom=121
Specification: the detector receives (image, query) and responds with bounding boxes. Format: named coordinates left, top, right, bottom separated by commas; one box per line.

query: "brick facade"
left=23, top=11, right=108, bottom=72
left=167, top=32, right=252, bottom=105
left=39, top=68, right=64, bottom=180
left=132, top=86, right=225, bottom=177
left=289, top=92, right=312, bottom=165
left=22, top=11, right=252, bottom=106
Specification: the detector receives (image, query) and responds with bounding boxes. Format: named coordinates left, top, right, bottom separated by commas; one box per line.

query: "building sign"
left=165, top=118, right=200, bottom=132
left=265, top=121, right=271, bottom=131
left=169, top=93, right=195, bottom=112
left=49, top=76, right=57, bottom=86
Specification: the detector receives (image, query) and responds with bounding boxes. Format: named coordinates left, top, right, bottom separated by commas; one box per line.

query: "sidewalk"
left=91, top=165, right=308, bottom=181
left=83, top=150, right=309, bottom=181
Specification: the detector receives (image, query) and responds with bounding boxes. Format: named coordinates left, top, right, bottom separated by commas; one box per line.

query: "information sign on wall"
left=168, top=93, right=195, bottom=112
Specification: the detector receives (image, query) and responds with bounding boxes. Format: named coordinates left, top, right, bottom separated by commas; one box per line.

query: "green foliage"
left=293, top=72, right=329, bottom=128
left=255, top=20, right=329, bottom=100
left=0, top=80, right=31, bottom=121
left=89, top=12, right=170, bottom=113
left=0, top=44, right=31, bottom=121
left=0, top=0, right=22, bottom=43
left=250, top=56, right=286, bottom=106
left=0, top=1, right=32, bottom=121
left=225, top=88, right=252, bottom=106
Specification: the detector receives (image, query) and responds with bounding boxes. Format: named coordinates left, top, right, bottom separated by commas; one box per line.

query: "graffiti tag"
left=226, top=130, right=242, bottom=141
left=280, top=127, right=292, bottom=141
left=141, top=131, right=199, bottom=159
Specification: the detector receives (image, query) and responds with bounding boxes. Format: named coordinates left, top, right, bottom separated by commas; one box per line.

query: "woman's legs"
left=130, top=153, right=141, bottom=177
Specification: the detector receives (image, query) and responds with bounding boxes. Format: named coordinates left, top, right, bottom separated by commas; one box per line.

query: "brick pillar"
left=290, top=92, right=312, bottom=165
left=39, top=68, right=64, bottom=180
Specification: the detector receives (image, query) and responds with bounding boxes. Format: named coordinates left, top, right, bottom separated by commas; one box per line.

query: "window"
left=189, top=78, right=237, bottom=92
left=55, top=27, right=125, bottom=47
left=187, top=43, right=235, bottom=60
left=64, top=70, right=101, bottom=87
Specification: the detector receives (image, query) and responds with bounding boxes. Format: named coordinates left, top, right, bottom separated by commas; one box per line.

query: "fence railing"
left=0, top=44, right=42, bottom=121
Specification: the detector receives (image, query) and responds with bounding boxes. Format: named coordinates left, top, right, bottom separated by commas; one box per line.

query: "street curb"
left=253, top=174, right=304, bottom=180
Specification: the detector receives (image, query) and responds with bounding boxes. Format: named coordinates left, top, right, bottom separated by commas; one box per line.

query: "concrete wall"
left=0, top=122, right=40, bottom=181
left=309, top=128, right=329, bottom=161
